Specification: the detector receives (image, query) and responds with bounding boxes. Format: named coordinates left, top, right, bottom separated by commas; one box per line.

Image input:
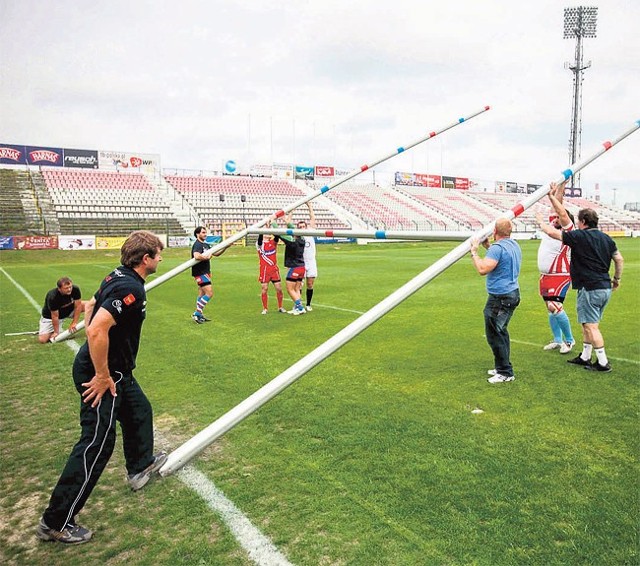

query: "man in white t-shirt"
left=300, top=202, right=318, bottom=311
left=535, top=182, right=576, bottom=354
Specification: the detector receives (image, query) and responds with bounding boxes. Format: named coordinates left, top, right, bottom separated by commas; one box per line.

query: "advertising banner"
left=14, top=235, right=59, bottom=250
left=96, top=236, right=128, bottom=250
left=564, top=187, right=582, bottom=197
left=64, top=148, right=99, bottom=169
left=0, top=144, right=27, bottom=165
left=495, top=181, right=506, bottom=193
left=455, top=177, right=470, bottom=190
left=527, top=184, right=542, bottom=194
left=0, top=236, right=14, bottom=250
left=58, top=235, right=96, bottom=250
left=506, top=181, right=518, bottom=193
left=442, top=176, right=456, bottom=189
left=272, top=163, right=294, bottom=179
left=295, top=165, right=314, bottom=180
left=26, top=146, right=63, bottom=167
left=98, top=150, right=160, bottom=174
left=249, top=163, right=273, bottom=177
left=469, top=178, right=493, bottom=192
left=315, top=165, right=335, bottom=178
left=169, top=236, right=191, bottom=248
left=394, top=172, right=414, bottom=186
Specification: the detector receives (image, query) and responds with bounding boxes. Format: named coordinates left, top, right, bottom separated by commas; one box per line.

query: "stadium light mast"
left=563, top=5, right=598, bottom=191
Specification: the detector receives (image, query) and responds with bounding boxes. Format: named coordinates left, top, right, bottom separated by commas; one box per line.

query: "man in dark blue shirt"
left=190, top=226, right=226, bottom=324
left=547, top=194, right=624, bottom=372
left=37, top=231, right=166, bottom=545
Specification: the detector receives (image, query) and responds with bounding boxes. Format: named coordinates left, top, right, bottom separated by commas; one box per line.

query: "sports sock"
left=581, top=343, right=593, bottom=361
left=594, top=347, right=608, bottom=366
left=261, top=292, right=268, bottom=309
left=276, top=290, right=283, bottom=308
left=548, top=313, right=562, bottom=343
left=196, top=294, right=211, bottom=315
left=556, top=311, right=574, bottom=343
left=294, top=299, right=303, bottom=310
left=306, top=288, right=314, bottom=307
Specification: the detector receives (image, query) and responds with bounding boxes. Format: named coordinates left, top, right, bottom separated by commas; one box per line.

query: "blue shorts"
left=576, top=288, right=611, bottom=324
left=194, top=273, right=212, bottom=287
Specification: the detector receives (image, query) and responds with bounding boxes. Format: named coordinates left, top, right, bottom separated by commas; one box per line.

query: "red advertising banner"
left=415, top=173, right=441, bottom=188
left=315, top=165, right=335, bottom=177
left=455, top=177, right=470, bottom=190
left=14, top=236, right=59, bottom=250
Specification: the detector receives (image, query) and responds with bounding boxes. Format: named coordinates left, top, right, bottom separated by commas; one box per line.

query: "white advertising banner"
left=98, top=149, right=161, bottom=174
left=58, top=235, right=96, bottom=250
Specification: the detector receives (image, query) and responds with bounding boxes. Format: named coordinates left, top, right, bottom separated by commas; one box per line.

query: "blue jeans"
left=484, top=290, right=520, bottom=377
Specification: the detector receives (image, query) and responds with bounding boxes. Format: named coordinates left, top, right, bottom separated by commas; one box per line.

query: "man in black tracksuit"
left=37, top=231, right=166, bottom=545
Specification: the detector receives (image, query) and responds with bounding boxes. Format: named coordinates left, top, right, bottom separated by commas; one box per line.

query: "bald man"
left=470, top=218, right=522, bottom=384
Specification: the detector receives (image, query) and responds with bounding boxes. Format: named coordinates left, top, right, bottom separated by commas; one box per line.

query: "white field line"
left=1, top=267, right=290, bottom=565
left=177, top=466, right=294, bottom=566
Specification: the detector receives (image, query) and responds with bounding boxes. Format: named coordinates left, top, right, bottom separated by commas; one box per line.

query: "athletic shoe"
left=305, top=305, right=313, bottom=312
left=487, top=369, right=498, bottom=376
left=543, top=342, right=561, bottom=351
left=261, top=309, right=268, bottom=315
left=559, top=341, right=575, bottom=354
left=291, top=307, right=306, bottom=316
left=567, top=355, right=591, bottom=366
left=192, top=314, right=205, bottom=324
left=487, top=373, right=515, bottom=384
left=200, top=315, right=211, bottom=322
left=584, top=361, right=612, bottom=373
left=127, top=451, right=168, bottom=491
left=36, top=519, right=92, bottom=545
left=278, top=308, right=287, bottom=313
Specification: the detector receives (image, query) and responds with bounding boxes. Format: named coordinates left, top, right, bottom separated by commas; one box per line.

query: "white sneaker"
left=305, top=305, right=313, bottom=312
left=487, top=369, right=498, bottom=376
left=261, top=309, right=268, bottom=315
left=543, top=342, right=561, bottom=351
left=278, top=307, right=287, bottom=313
left=559, top=341, right=575, bottom=354
left=291, top=307, right=306, bottom=316
left=487, top=373, right=515, bottom=384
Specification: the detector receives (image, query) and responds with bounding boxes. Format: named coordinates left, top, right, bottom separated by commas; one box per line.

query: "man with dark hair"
left=546, top=196, right=624, bottom=372
left=37, top=231, right=166, bottom=545
left=190, top=226, right=226, bottom=324
left=281, top=211, right=307, bottom=315
left=38, top=277, right=85, bottom=343
left=470, top=218, right=522, bottom=384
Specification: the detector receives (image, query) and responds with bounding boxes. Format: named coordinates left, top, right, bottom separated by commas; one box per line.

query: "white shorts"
left=38, top=317, right=67, bottom=336
left=304, top=261, right=318, bottom=278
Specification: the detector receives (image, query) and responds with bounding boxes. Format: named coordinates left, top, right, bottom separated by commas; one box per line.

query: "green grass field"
left=1, top=239, right=638, bottom=565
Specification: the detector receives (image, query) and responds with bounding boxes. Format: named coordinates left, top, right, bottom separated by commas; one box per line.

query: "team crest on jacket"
left=123, top=293, right=136, bottom=306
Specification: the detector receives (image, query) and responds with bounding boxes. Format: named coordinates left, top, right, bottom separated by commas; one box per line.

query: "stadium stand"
left=41, top=169, right=187, bottom=236
left=3, top=165, right=638, bottom=238
left=164, top=175, right=352, bottom=233
left=0, top=168, right=53, bottom=235
left=316, top=182, right=460, bottom=230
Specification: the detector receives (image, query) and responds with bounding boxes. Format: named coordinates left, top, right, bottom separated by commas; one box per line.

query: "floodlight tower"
left=564, top=6, right=598, bottom=191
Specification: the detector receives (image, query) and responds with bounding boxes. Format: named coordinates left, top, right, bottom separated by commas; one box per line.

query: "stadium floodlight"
left=564, top=5, right=598, bottom=189
left=159, top=120, right=640, bottom=477
left=563, top=6, right=598, bottom=38
left=53, top=105, right=491, bottom=343
left=250, top=228, right=473, bottom=241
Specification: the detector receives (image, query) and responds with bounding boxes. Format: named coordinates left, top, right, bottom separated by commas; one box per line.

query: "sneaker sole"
left=36, top=526, right=92, bottom=544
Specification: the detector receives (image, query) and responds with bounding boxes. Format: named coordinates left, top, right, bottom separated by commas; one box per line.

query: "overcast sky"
left=1, top=0, right=638, bottom=205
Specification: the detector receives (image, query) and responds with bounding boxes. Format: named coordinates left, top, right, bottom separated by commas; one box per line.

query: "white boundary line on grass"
left=1, top=267, right=292, bottom=566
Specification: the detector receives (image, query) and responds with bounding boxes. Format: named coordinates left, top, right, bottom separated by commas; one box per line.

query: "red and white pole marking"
left=54, top=106, right=491, bottom=343
left=159, top=120, right=639, bottom=476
